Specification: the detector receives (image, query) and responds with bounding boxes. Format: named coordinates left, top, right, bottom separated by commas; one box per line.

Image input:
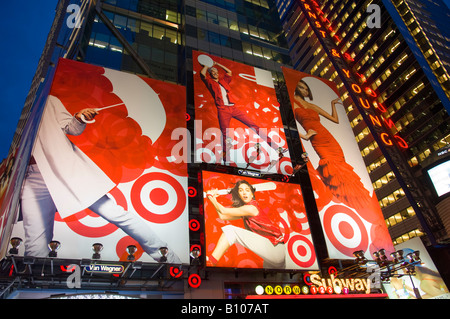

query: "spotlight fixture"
left=373, top=250, right=381, bottom=263
left=159, top=247, right=169, bottom=262
left=190, top=247, right=201, bottom=265
left=92, top=243, right=103, bottom=260
left=353, top=250, right=367, bottom=264
left=126, top=245, right=137, bottom=261
left=405, top=252, right=415, bottom=263
left=190, top=247, right=200, bottom=259
left=390, top=250, right=404, bottom=263
left=9, top=237, right=22, bottom=255
left=48, top=241, right=61, bottom=257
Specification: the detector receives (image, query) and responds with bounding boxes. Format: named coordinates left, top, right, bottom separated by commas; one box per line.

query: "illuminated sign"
left=193, top=51, right=293, bottom=174
left=253, top=278, right=367, bottom=296
left=85, top=264, right=124, bottom=274
left=309, top=273, right=371, bottom=294
left=9, top=59, right=190, bottom=263
left=283, top=68, right=394, bottom=260
left=202, top=170, right=318, bottom=270
left=298, top=0, right=408, bottom=150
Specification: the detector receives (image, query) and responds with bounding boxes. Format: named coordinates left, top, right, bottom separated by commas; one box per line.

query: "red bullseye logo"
left=189, top=219, right=201, bottom=231
left=188, top=274, right=201, bottom=288
left=170, top=266, right=184, bottom=278
left=60, top=188, right=125, bottom=237
left=323, top=205, right=369, bottom=257
left=287, top=235, right=316, bottom=268
left=131, top=172, right=186, bottom=224
left=188, top=187, right=197, bottom=197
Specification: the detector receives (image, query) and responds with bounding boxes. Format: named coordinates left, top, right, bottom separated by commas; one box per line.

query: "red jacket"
left=201, top=73, right=237, bottom=108
left=243, top=200, right=284, bottom=245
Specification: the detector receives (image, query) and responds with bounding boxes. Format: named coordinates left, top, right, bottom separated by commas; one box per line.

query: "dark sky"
left=0, top=2, right=58, bottom=161
left=0, top=1, right=449, bottom=161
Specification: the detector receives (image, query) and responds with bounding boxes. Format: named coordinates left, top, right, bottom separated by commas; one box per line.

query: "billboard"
left=282, top=67, right=394, bottom=260
left=9, top=58, right=189, bottom=263
left=202, top=170, right=318, bottom=270
left=384, top=237, right=449, bottom=299
left=424, top=157, right=450, bottom=198
left=193, top=51, right=293, bottom=175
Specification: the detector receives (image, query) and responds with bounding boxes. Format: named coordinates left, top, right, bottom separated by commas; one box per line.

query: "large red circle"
left=131, top=172, right=186, bottom=224
left=61, top=187, right=126, bottom=238
left=322, top=205, right=368, bottom=257
left=150, top=188, right=169, bottom=206
left=188, top=274, right=202, bottom=288
left=287, top=235, right=316, bottom=268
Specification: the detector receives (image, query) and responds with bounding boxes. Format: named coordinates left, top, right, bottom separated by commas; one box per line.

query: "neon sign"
left=298, top=0, right=408, bottom=149
left=309, top=273, right=371, bottom=294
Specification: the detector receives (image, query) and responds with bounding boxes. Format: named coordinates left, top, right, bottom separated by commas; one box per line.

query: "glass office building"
left=275, top=0, right=450, bottom=248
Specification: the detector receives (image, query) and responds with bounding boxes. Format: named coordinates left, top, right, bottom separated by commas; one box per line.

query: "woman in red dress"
left=293, top=80, right=372, bottom=212
left=205, top=180, right=285, bottom=268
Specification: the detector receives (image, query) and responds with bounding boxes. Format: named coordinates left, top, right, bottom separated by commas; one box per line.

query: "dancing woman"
left=293, top=79, right=372, bottom=211
left=205, top=180, right=285, bottom=268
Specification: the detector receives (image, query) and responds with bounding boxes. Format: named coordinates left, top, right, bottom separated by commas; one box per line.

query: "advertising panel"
left=0, top=74, right=54, bottom=260
left=193, top=51, right=292, bottom=175
left=202, top=170, right=318, bottom=270
left=9, top=58, right=189, bottom=263
left=384, top=237, right=449, bottom=299
left=282, top=67, right=394, bottom=260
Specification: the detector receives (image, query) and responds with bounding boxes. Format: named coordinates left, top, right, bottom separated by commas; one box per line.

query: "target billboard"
left=193, top=51, right=293, bottom=175
left=282, top=67, right=394, bottom=260
left=9, top=59, right=189, bottom=264
left=202, top=170, right=318, bottom=270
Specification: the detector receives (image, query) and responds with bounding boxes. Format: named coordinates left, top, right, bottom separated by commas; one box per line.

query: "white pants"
left=222, top=225, right=285, bottom=268
left=20, top=165, right=181, bottom=263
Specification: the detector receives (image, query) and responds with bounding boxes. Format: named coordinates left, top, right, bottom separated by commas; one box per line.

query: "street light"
left=126, top=245, right=137, bottom=261
left=159, top=247, right=168, bottom=262
left=9, top=237, right=22, bottom=255
left=92, top=243, right=103, bottom=260
left=48, top=241, right=61, bottom=258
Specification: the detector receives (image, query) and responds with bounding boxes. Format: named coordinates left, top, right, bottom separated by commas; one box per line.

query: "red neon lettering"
left=369, top=114, right=382, bottom=127
left=394, top=135, right=409, bottom=149
left=356, top=72, right=366, bottom=82
left=384, top=118, right=395, bottom=129
left=344, top=53, right=354, bottom=61
left=375, top=102, right=387, bottom=113
left=352, top=84, right=362, bottom=93
left=359, top=98, right=371, bottom=109
left=380, top=133, right=393, bottom=146
left=365, top=88, right=377, bottom=97
left=342, top=69, right=351, bottom=78
left=308, top=12, right=317, bottom=19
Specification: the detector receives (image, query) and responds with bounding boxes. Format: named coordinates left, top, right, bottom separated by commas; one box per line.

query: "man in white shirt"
left=20, top=95, right=181, bottom=263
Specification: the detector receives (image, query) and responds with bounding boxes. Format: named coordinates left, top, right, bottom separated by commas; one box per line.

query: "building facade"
left=275, top=0, right=450, bottom=248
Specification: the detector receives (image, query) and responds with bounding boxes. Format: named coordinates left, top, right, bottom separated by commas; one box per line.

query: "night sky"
left=0, top=1, right=449, bottom=161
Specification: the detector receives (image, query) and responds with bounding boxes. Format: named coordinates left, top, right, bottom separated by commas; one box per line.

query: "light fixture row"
left=9, top=237, right=169, bottom=262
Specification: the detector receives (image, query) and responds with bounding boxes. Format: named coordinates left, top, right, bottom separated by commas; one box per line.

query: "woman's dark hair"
left=229, top=180, right=256, bottom=207
left=294, top=80, right=313, bottom=100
